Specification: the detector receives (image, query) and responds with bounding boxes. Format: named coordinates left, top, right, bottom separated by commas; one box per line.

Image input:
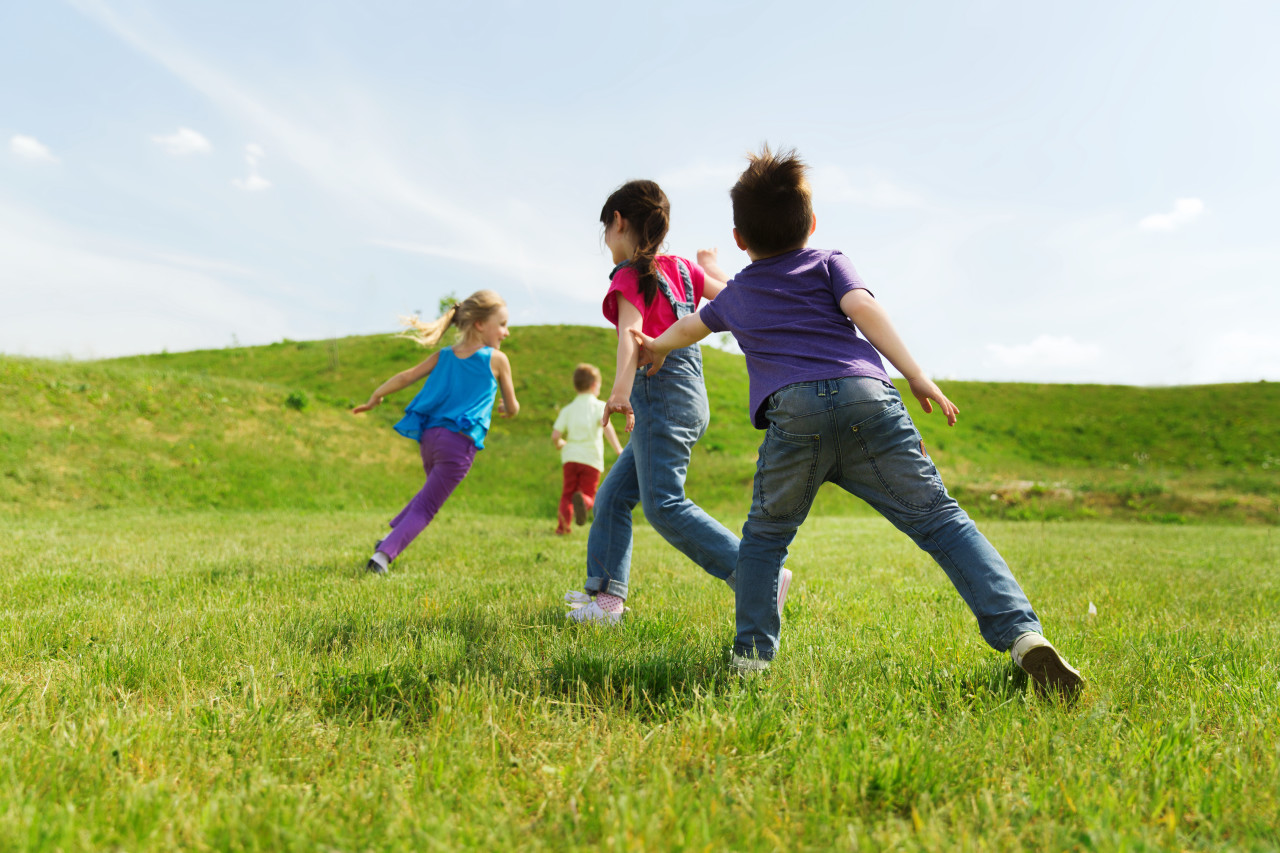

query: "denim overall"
left=584, top=261, right=739, bottom=598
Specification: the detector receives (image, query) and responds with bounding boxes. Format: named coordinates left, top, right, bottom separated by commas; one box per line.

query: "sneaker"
left=730, top=652, right=770, bottom=675
left=563, top=590, right=592, bottom=609
left=571, top=491, right=587, bottom=525
left=365, top=558, right=387, bottom=575
left=1010, top=632, right=1084, bottom=698
left=777, top=568, right=792, bottom=617
left=565, top=599, right=624, bottom=625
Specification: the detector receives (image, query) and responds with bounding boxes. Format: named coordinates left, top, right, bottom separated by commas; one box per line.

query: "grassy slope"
left=3, top=326, right=1278, bottom=522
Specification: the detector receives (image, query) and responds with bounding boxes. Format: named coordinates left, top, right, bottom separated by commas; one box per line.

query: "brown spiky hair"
left=730, top=145, right=812, bottom=256
left=572, top=363, right=602, bottom=392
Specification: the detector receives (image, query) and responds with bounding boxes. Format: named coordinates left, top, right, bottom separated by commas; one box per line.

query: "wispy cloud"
left=232, top=142, right=270, bottom=191
left=814, top=165, right=932, bottom=211
left=9, top=135, right=58, bottom=163
left=150, top=126, right=212, bottom=156
left=1138, top=197, right=1204, bottom=231
left=985, top=335, right=1102, bottom=370
left=0, top=198, right=295, bottom=358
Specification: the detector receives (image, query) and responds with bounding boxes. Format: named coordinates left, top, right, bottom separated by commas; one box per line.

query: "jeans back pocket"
left=849, top=401, right=945, bottom=512
left=755, top=425, right=822, bottom=520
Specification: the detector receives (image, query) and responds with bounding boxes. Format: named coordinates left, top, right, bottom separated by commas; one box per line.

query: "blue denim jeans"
left=584, top=345, right=739, bottom=599
left=735, top=376, right=1041, bottom=661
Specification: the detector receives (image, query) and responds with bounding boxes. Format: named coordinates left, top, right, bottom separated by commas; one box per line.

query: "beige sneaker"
left=1010, top=632, right=1084, bottom=698
left=730, top=652, right=770, bottom=675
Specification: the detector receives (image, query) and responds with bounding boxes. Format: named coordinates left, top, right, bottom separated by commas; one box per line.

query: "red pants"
left=557, top=462, right=601, bottom=533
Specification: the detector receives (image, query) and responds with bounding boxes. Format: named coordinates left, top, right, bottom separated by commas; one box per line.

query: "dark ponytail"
left=600, top=180, right=670, bottom=306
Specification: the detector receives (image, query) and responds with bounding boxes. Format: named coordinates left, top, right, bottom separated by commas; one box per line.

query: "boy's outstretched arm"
left=631, top=312, right=712, bottom=377
left=840, top=289, right=959, bottom=426
left=603, top=421, right=623, bottom=455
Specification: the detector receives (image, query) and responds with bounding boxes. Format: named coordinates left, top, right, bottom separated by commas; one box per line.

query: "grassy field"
left=1, top=511, right=1277, bottom=850
left=3, top=326, right=1277, bottom=523
left=2, top=328, right=1278, bottom=850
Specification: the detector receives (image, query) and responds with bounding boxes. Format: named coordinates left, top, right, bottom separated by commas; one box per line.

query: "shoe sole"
left=365, top=560, right=387, bottom=575
left=1019, top=645, right=1084, bottom=698
left=571, top=492, right=587, bottom=526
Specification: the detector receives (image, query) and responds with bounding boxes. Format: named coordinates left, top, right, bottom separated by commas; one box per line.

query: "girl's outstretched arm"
left=492, top=350, right=520, bottom=418
left=352, top=352, right=440, bottom=413
left=602, top=299, right=644, bottom=432
left=697, top=248, right=730, bottom=299
left=840, top=289, right=959, bottom=426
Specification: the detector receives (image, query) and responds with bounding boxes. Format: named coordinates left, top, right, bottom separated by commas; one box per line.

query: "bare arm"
left=491, top=350, right=520, bottom=418
left=602, top=299, right=644, bottom=432
left=631, top=311, right=712, bottom=377
left=352, top=352, right=439, bottom=413
left=603, top=420, right=623, bottom=455
left=697, top=248, right=729, bottom=300
left=839, top=289, right=959, bottom=426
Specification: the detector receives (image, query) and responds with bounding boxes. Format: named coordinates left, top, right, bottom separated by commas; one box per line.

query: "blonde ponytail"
left=399, top=289, right=506, bottom=347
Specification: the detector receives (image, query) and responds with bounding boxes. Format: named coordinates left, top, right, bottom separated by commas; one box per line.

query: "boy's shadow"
left=300, top=606, right=731, bottom=727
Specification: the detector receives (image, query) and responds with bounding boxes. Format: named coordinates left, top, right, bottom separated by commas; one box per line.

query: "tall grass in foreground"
left=1, top=511, right=1277, bottom=851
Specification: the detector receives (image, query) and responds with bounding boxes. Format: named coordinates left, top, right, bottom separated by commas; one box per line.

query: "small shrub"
left=285, top=391, right=310, bottom=411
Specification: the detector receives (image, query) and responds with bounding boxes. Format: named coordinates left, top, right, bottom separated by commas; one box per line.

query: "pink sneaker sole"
left=778, top=568, right=792, bottom=616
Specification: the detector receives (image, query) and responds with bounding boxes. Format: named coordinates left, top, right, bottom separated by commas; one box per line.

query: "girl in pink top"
left=565, top=180, right=762, bottom=624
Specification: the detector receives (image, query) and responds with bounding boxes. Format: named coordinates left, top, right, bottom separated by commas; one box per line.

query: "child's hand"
left=351, top=398, right=381, bottom=414
left=602, top=393, right=635, bottom=433
left=696, top=248, right=718, bottom=268
left=629, top=329, right=668, bottom=377
left=907, top=377, right=959, bottom=426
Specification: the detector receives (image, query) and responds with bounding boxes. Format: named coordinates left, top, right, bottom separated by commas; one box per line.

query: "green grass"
left=3, top=327, right=1278, bottom=524
left=1, top=511, right=1277, bottom=850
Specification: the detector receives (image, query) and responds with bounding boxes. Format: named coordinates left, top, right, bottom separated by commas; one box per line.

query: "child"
left=551, top=363, right=623, bottom=535
left=352, top=289, right=519, bottom=574
left=565, top=179, right=788, bottom=625
left=634, top=147, right=1083, bottom=697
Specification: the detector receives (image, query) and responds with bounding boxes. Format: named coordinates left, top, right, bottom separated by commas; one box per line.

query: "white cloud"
left=814, top=165, right=932, bottom=210
left=232, top=142, right=270, bottom=191
left=9, top=135, right=58, bottom=163
left=1138, top=197, right=1204, bottom=231
left=0, top=199, right=297, bottom=358
left=1187, top=331, right=1280, bottom=384
left=150, top=126, right=212, bottom=155
left=985, top=335, right=1102, bottom=369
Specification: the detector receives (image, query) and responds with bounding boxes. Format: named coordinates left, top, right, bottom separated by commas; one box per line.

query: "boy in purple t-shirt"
left=634, top=146, right=1083, bottom=698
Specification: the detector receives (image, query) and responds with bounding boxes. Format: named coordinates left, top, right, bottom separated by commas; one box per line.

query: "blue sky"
left=2, top=0, right=1277, bottom=384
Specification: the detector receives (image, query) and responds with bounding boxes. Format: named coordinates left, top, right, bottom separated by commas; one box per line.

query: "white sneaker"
left=730, top=652, right=770, bottom=675
left=565, top=599, right=624, bottom=625
left=777, top=568, right=792, bottom=617
left=563, top=590, right=592, bottom=609
left=1010, top=632, right=1084, bottom=698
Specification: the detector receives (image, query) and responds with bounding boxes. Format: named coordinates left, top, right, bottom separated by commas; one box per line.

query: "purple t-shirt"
left=698, top=248, right=891, bottom=429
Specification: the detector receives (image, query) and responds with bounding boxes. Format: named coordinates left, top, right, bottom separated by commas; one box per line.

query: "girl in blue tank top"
left=352, top=290, right=520, bottom=574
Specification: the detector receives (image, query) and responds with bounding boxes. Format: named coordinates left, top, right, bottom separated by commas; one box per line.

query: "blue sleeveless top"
left=394, top=347, right=498, bottom=449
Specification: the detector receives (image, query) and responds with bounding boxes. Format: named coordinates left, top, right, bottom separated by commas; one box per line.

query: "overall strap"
left=655, top=259, right=695, bottom=319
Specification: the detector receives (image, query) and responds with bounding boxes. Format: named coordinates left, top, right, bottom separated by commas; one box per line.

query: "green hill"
left=2, top=326, right=1277, bottom=523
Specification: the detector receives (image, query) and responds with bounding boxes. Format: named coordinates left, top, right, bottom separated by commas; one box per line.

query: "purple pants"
left=379, top=427, right=477, bottom=561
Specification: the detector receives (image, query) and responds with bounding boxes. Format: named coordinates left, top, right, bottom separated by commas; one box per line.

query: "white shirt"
left=553, top=394, right=608, bottom=470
